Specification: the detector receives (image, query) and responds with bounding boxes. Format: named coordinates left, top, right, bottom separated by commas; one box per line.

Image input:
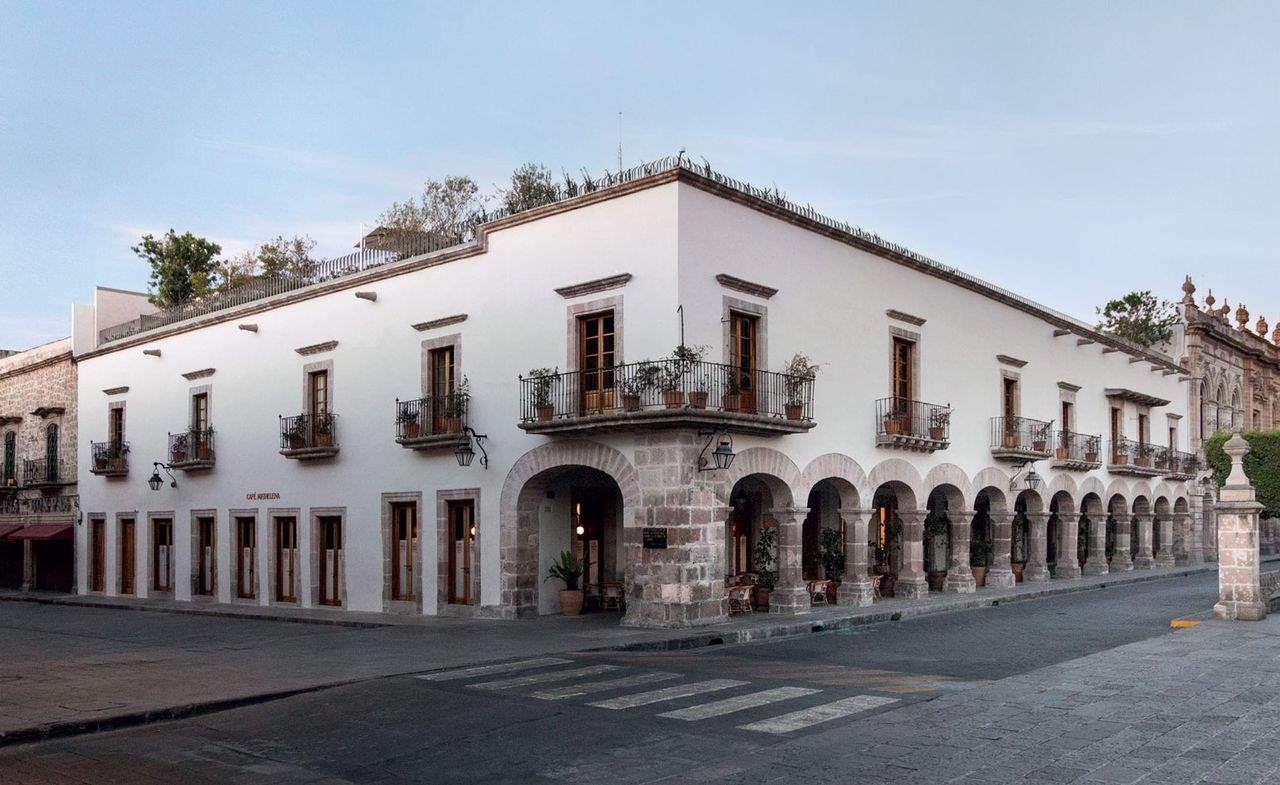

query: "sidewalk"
left=0, top=561, right=1255, bottom=748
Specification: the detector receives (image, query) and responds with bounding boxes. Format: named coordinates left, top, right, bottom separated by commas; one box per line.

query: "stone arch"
left=1174, top=496, right=1190, bottom=515
left=867, top=458, right=925, bottom=507
left=972, top=467, right=1011, bottom=513
left=1150, top=481, right=1175, bottom=502
left=923, top=463, right=973, bottom=510
left=801, top=453, right=870, bottom=510
left=1046, top=473, right=1078, bottom=502
left=1080, top=492, right=1105, bottom=516
left=500, top=440, right=641, bottom=618
left=721, top=446, right=802, bottom=510
left=1107, top=492, right=1130, bottom=516
left=1014, top=487, right=1046, bottom=514
left=1131, top=495, right=1152, bottom=516
left=1104, top=479, right=1132, bottom=507
left=1154, top=496, right=1172, bottom=517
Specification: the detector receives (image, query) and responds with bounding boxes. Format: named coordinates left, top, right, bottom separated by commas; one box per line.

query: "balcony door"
left=318, top=516, right=342, bottom=607
left=45, top=424, right=58, bottom=482
left=2, top=431, right=13, bottom=484
left=109, top=407, right=125, bottom=449
left=447, top=500, right=475, bottom=605
left=192, top=393, right=210, bottom=456
left=1110, top=407, right=1123, bottom=461
left=391, top=503, right=417, bottom=602
left=578, top=312, right=615, bottom=415
left=429, top=346, right=455, bottom=434
left=730, top=312, right=758, bottom=413
left=119, top=518, right=135, bottom=595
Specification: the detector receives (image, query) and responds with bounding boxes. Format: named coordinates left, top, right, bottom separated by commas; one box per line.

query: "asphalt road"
left=0, top=572, right=1219, bottom=785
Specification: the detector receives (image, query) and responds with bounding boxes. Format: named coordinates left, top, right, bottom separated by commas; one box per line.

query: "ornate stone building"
left=0, top=338, right=78, bottom=592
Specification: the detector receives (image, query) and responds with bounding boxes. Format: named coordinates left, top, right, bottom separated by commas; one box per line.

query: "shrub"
left=1203, top=431, right=1280, bottom=519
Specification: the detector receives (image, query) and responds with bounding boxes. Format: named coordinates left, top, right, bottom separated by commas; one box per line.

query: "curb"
left=0, top=593, right=392, bottom=629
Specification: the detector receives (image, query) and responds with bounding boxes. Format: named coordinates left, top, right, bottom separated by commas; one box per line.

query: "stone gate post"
left=1214, top=434, right=1267, bottom=621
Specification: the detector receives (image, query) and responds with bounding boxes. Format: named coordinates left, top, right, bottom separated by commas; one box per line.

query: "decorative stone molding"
left=996, top=354, right=1027, bottom=368
left=0, top=415, right=21, bottom=426
left=295, top=340, right=338, bottom=357
left=1077, top=338, right=1095, bottom=346
left=30, top=406, right=65, bottom=418
left=554, top=273, right=633, bottom=299
left=181, top=368, right=216, bottom=381
left=1057, top=381, right=1082, bottom=392
left=102, top=386, right=129, bottom=396
left=1052, top=329, right=1071, bottom=337
left=715, top=273, right=776, bottom=300
left=411, top=314, right=468, bottom=332
left=1104, top=388, right=1171, bottom=407
left=885, top=309, right=926, bottom=327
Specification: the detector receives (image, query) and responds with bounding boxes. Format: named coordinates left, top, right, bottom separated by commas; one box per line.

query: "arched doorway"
left=803, top=477, right=860, bottom=603
left=726, top=471, right=798, bottom=611
left=925, top=485, right=963, bottom=592
left=870, top=481, right=916, bottom=597
left=973, top=486, right=1010, bottom=588
left=536, top=467, right=625, bottom=615
left=1013, top=489, right=1045, bottom=582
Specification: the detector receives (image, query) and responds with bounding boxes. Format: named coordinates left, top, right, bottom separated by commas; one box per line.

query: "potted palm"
left=170, top=433, right=189, bottom=464
left=970, top=537, right=991, bottom=587
left=751, top=525, right=777, bottom=609
left=621, top=362, right=660, bottom=412
left=286, top=414, right=308, bottom=449
left=527, top=368, right=557, bottom=421
left=545, top=550, right=585, bottom=616
left=783, top=353, right=819, bottom=420
left=396, top=402, right=421, bottom=440
left=1031, top=422, right=1050, bottom=453
left=313, top=413, right=335, bottom=447
left=924, top=511, right=949, bottom=591
left=441, top=377, right=469, bottom=433
left=1084, top=435, right=1100, bottom=464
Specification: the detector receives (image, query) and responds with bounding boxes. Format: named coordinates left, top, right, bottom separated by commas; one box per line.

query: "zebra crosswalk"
left=414, top=656, right=901, bottom=735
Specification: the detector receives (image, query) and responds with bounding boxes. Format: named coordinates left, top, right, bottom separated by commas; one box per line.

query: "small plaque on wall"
left=642, top=527, right=668, bottom=549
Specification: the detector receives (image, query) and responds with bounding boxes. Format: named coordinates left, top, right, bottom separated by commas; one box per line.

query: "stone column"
left=769, top=507, right=809, bottom=614
left=1156, top=515, right=1176, bottom=567
left=896, top=509, right=929, bottom=600
left=1054, top=512, right=1081, bottom=579
left=1083, top=514, right=1109, bottom=576
left=1133, top=513, right=1154, bottom=569
left=1173, top=510, right=1190, bottom=566
left=1024, top=512, right=1051, bottom=583
left=1189, top=488, right=1208, bottom=565
left=21, top=539, right=34, bottom=591
left=840, top=509, right=874, bottom=606
left=985, top=512, right=1016, bottom=588
left=943, top=511, right=976, bottom=593
left=1112, top=514, right=1133, bottom=572
left=1214, top=434, right=1267, bottom=621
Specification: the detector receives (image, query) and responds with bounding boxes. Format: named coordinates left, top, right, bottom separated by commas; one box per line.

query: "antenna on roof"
left=617, top=111, right=623, bottom=173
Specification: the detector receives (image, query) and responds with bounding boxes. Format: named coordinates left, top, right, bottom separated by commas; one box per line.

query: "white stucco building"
left=71, top=157, right=1207, bottom=628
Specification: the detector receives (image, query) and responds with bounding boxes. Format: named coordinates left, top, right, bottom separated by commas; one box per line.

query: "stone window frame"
left=267, top=507, right=302, bottom=605
left=999, top=369, right=1022, bottom=418
left=146, top=510, right=176, bottom=597
left=437, top=488, right=481, bottom=615
left=1058, top=383, right=1080, bottom=432
left=1166, top=413, right=1182, bottom=450
left=381, top=491, right=424, bottom=615
left=301, top=359, right=334, bottom=415
left=564, top=295, right=624, bottom=372
left=189, top=508, right=217, bottom=601
left=722, top=295, right=768, bottom=370
left=114, top=512, right=136, bottom=596
left=187, top=383, right=212, bottom=431
left=107, top=400, right=126, bottom=444
left=420, top=334, right=462, bottom=399
left=1, top=427, right=16, bottom=484
left=309, top=506, right=347, bottom=609
left=887, top=325, right=921, bottom=400
left=228, top=507, right=259, bottom=605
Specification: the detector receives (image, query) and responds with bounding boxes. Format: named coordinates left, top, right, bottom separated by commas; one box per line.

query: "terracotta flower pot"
left=928, top=426, right=945, bottom=440
left=971, top=566, right=988, bottom=587
left=1056, top=447, right=1070, bottom=459
left=171, top=450, right=187, bottom=464
left=558, top=589, right=584, bottom=616
left=1011, top=563, right=1025, bottom=583
left=1085, top=452, right=1098, bottom=463
left=441, top=417, right=462, bottom=434
left=1032, top=441, right=1047, bottom=452
left=401, top=422, right=420, bottom=440
left=785, top=403, right=804, bottom=420
left=753, top=586, right=771, bottom=610
left=926, top=570, right=947, bottom=592
left=689, top=391, right=708, bottom=409
left=722, top=394, right=742, bottom=412
left=621, top=394, right=642, bottom=412
left=536, top=404, right=554, bottom=422
left=663, top=390, right=685, bottom=409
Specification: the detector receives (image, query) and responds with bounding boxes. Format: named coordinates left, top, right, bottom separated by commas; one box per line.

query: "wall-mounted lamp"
left=1009, top=461, right=1041, bottom=492
left=697, top=427, right=736, bottom=472
left=148, top=462, right=177, bottom=491
left=454, top=427, right=489, bottom=469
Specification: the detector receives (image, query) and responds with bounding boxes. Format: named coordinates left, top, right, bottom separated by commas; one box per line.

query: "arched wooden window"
left=45, top=423, right=59, bottom=482
left=2, top=431, right=14, bottom=484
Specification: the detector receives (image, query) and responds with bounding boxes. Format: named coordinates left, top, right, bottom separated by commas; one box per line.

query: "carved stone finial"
left=1237, top=303, right=1250, bottom=331
left=1181, top=275, right=1197, bottom=306
left=1204, top=288, right=1216, bottom=309
left=1220, top=298, right=1232, bottom=322
left=1273, top=322, right=1280, bottom=345
left=1256, top=315, right=1269, bottom=336
left=1223, top=432, right=1251, bottom=487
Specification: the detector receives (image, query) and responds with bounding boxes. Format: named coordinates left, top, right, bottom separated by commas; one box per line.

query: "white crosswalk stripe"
left=531, top=671, right=680, bottom=700
left=468, top=664, right=620, bottom=691
left=587, top=679, right=750, bottom=710
left=657, top=686, right=820, bottom=721
left=413, top=657, right=573, bottom=682
left=737, top=695, right=899, bottom=734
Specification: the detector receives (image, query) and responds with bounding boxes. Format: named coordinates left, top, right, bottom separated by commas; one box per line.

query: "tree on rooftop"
left=1096, top=290, right=1178, bottom=348
left=133, top=230, right=223, bottom=308
left=501, top=163, right=559, bottom=215
left=257, top=234, right=318, bottom=280
left=377, top=175, right=483, bottom=249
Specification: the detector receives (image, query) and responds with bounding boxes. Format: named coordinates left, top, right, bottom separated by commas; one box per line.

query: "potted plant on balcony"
left=689, top=376, right=709, bottom=410
left=1154, top=448, right=1169, bottom=471
left=1111, top=441, right=1129, bottom=466
left=1031, top=422, right=1050, bottom=453
left=1056, top=432, right=1071, bottom=461
left=170, top=433, right=189, bottom=464
left=1003, top=419, right=1020, bottom=449
left=663, top=344, right=705, bottom=408
left=783, top=353, right=819, bottom=420
left=314, top=413, right=335, bottom=447
left=621, top=361, right=660, bottom=412
left=1134, top=443, right=1152, bottom=468
left=527, top=368, right=557, bottom=421
left=928, top=408, right=950, bottom=441
left=195, top=432, right=213, bottom=461
left=970, top=537, right=992, bottom=587
left=752, top=525, right=777, bottom=609
left=441, top=377, right=469, bottom=433
left=722, top=374, right=743, bottom=413
left=397, top=403, right=421, bottom=440
left=1084, top=435, right=1100, bottom=464
left=545, top=550, right=585, bottom=616
left=286, top=415, right=308, bottom=450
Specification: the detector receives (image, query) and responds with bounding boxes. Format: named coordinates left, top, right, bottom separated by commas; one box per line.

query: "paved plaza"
left=5, top=571, right=1280, bottom=784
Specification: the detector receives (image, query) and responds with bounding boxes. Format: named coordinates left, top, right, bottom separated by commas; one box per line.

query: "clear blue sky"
left=1, top=1, right=1276, bottom=348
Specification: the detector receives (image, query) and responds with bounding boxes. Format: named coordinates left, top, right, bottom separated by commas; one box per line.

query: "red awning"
left=7, top=524, right=72, bottom=541
left=0, top=524, right=21, bottom=540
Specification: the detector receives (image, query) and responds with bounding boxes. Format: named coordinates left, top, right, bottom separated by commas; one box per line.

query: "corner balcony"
left=1165, top=451, right=1200, bottom=481
left=279, top=414, right=339, bottom=460
left=1050, top=431, right=1103, bottom=471
left=90, top=441, right=129, bottom=476
left=22, top=459, right=74, bottom=489
left=395, top=395, right=467, bottom=450
left=518, top=360, right=815, bottom=437
left=1108, top=438, right=1163, bottom=478
left=990, top=416, right=1054, bottom=462
left=876, top=397, right=951, bottom=453
left=168, top=429, right=215, bottom=470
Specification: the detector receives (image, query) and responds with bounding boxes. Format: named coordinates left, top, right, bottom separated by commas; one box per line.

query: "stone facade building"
left=71, top=157, right=1204, bottom=627
left=0, top=337, right=78, bottom=592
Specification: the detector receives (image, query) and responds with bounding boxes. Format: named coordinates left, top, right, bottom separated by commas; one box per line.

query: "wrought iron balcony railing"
left=1052, top=430, right=1102, bottom=468
left=1167, top=450, right=1200, bottom=479
left=395, top=395, right=468, bottom=446
left=90, top=440, right=129, bottom=475
left=990, top=416, right=1054, bottom=457
left=169, top=429, right=215, bottom=468
left=23, top=458, right=69, bottom=486
left=519, top=359, right=814, bottom=425
left=1108, top=438, right=1162, bottom=476
left=279, top=414, right=339, bottom=456
left=876, top=397, right=951, bottom=448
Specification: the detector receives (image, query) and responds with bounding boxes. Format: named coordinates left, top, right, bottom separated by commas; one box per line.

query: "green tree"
left=257, top=234, right=317, bottom=279
left=377, top=175, right=483, bottom=247
left=133, top=230, right=223, bottom=307
left=216, top=249, right=259, bottom=291
left=1096, top=290, right=1178, bottom=348
left=501, top=162, right=559, bottom=215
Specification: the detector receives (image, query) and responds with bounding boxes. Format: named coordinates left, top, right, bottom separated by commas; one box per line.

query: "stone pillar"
left=1133, top=513, right=1154, bottom=569
left=985, top=512, right=1015, bottom=588
left=1201, top=486, right=1219, bottom=563
left=943, top=511, right=976, bottom=593
left=1083, top=514, right=1109, bottom=576
left=1214, top=434, right=1267, bottom=621
left=1174, top=511, right=1191, bottom=566
left=1054, top=512, right=1081, bottom=579
left=1024, top=512, right=1051, bottom=583
left=1112, top=514, right=1133, bottom=572
left=1188, top=487, right=1208, bottom=565
left=896, top=509, right=929, bottom=600
left=840, top=509, right=874, bottom=606
left=21, top=539, right=34, bottom=591
left=769, top=508, right=808, bottom=614
left=1156, top=515, right=1176, bottom=567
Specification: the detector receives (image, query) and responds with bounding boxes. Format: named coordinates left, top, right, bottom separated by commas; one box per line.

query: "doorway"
left=152, top=518, right=173, bottom=593
left=318, top=516, right=342, bottom=607
left=235, top=517, right=255, bottom=599
left=391, top=502, right=417, bottom=602
left=447, top=500, right=475, bottom=605
left=119, top=518, right=135, bottom=594
left=196, top=516, right=215, bottom=596
left=275, top=517, right=298, bottom=602
left=90, top=519, right=105, bottom=592
left=572, top=489, right=614, bottom=594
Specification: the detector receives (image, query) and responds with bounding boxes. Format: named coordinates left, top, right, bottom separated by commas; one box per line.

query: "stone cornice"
left=1058, top=381, right=1083, bottom=392
left=0, top=350, right=73, bottom=383
left=715, top=274, right=777, bottom=300
left=555, top=273, right=632, bottom=299
left=411, top=314, right=469, bottom=332
left=295, top=340, right=338, bottom=357
left=1104, top=388, right=1171, bottom=407
left=997, top=354, right=1028, bottom=368
left=102, top=386, right=129, bottom=396
left=181, top=368, right=216, bottom=381
left=885, top=309, right=926, bottom=327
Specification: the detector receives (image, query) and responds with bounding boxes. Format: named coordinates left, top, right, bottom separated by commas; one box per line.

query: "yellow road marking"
left=1170, top=619, right=1200, bottom=628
